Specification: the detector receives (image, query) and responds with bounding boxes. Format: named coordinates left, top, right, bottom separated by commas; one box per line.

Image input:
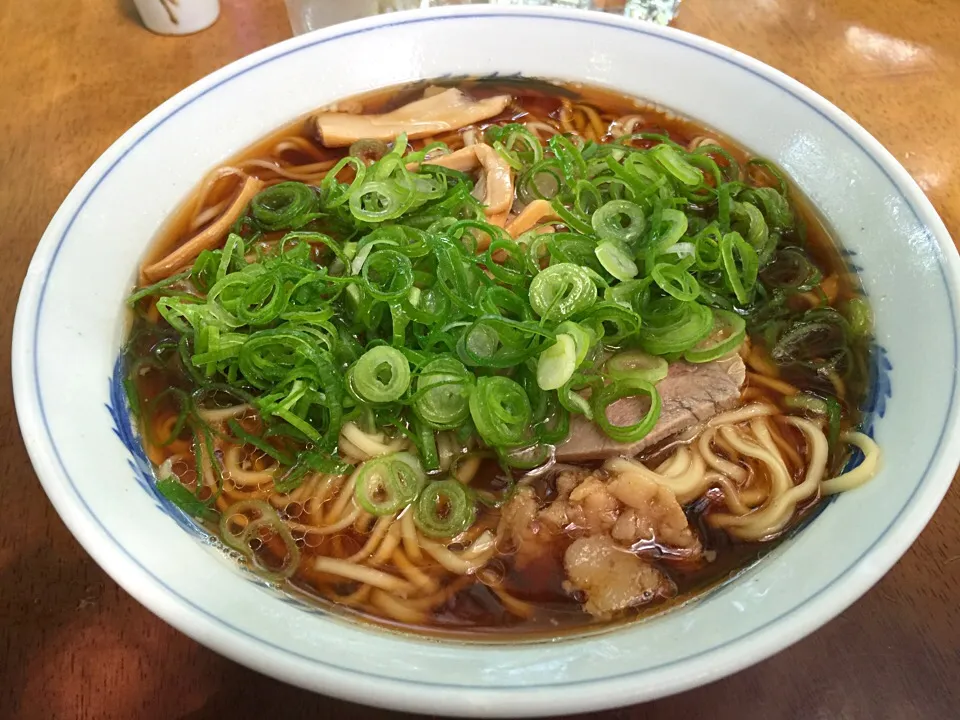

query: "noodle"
left=313, top=557, right=414, bottom=596
left=339, top=422, right=406, bottom=460
left=370, top=589, right=429, bottom=624
left=490, top=587, right=536, bottom=619
left=822, top=432, right=881, bottom=494
left=285, top=506, right=363, bottom=537
left=420, top=533, right=496, bottom=575
left=196, top=404, right=252, bottom=423
left=711, top=417, right=827, bottom=540
left=698, top=428, right=749, bottom=483
left=392, top=548, right=439, bottom=593
left=400, top=509, right=423, bottom=563
left=747, top=372, right=800, bottom=397
left=345, top=515, right=396, bottom=562
left=222, top=445, right=277, bottom=488
left=371, top=523, right=403, bottom=565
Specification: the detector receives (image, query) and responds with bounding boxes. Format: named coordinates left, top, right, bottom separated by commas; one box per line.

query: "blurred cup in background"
left=133, top=0, right=221, bottom=35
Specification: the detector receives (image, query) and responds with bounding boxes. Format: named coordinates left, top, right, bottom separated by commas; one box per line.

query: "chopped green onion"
left=219, top=500, right=301, bottom=581
left=742, top=186, right=793, bottom=230
left=649, top=144, right=702, bottom=186
left=652, top=208, right=689, bottom=251
left=354, top=452, right=425, bottom=516
left=350, top=346, right=411, bottom=403
left=469, top=376, right=532, bottom=447
left=537, top=334, right=577, bottom=390
left=720, top=231, right=759, bottom=305
left=651, top=263, right=700, bottom=302
left=555, top=321, right=594, bottom=366
left=595, top=241, right=639, bottom=281
left=592, top=200, right=646, bottom=245
left=684, top=309, right=746, bottom=363
left=156, top=477, right=215, bottom=520
left=844, top=297, right=873, bottom=338
left=127, top=122, right=855, bottom=496
left=413, top=356, right=473, bottom=428
left=592, top=378, right=662, bottom=443
left=784, top=392, right=829, bottom=415
left=413, top=479, right=476, bottom=538
left=360, top=248, right=414, bottom=301
left=637, top=299, right=713, bottom=355
left=251, top=182, right=320, bottom=230
left=604, top=350, right=669, bottom=384
left=528, top=263, right=597, bottom=321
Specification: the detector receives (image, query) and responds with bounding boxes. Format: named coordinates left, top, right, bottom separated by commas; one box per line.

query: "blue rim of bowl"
left=22, top=9, right=959, bottom=692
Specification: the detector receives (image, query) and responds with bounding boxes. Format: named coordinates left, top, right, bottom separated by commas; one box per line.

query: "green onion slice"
left=413, top=479, right=476, bottom=538
left=604, top=350, right=669, bottom=384
left=684, top=309, right=746, bottom=363
left=595, top=241, right=639, bottom=281
left=555, top=321, right=594, bottom=366
left=354, top=452, right=425, bottom=516
left=351, top=346, right=411, bottom=403
left=537, top=334, right=577, bottom=390
left=250, top=182, right=320, bottom=230
left=469, top=376, right=532, bottom=448
left=592, top=200, right=646, bottom=245
left=219, top=500, right=301, bottom=581
left=528, top=263, right=597, bottom=321
left=413, top=356, right=473, bottom=428
left=721, top=231, right=759, bottom=305
left=592, top=378, right=662, bottom=443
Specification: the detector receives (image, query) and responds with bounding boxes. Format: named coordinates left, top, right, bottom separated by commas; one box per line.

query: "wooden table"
left=2, top=1, right=958, bottom=717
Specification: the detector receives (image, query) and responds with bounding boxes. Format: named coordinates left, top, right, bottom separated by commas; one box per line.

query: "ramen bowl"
left=12, top=6, right=960, bottom=717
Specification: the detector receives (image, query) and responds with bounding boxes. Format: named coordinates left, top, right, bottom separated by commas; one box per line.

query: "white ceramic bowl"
left=13, top=6, right=960, bottom=717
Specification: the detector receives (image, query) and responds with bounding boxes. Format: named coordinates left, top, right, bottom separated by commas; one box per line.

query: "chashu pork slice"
left=555, top=355, right=746, bottom=463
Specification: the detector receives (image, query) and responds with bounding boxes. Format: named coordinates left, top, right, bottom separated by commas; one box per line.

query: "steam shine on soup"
left=124, top=79, right=880, bottom=638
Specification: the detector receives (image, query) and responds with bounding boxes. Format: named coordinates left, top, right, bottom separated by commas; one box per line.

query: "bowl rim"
left=13, top=5, right=960, bottom=716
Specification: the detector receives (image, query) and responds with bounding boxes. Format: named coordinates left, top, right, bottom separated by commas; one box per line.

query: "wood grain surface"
left=1, top=1, right=957, bottom=718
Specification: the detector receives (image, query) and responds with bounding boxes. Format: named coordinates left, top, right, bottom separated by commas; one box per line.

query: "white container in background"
left=281, top=1, right=681, bottom=35
left=133, top=0, right=220, bottom=36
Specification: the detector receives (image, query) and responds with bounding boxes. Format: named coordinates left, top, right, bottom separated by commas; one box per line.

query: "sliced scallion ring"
left=413, top=356, right=473, bottom=428
left=469, top=376, right=532, bottom=447
left=592, top=379, right=662, bottom=444
left=351, top=346, right=411, bottom=403
left=354, top=452, right=425, bottom=516
left=218, top=500, right=301, bottom=581
left=528, top=263, right=597, bottom=322
left=684, top=309, right=746, bottom=363
left=592, top=199, right=646, bottom=245
left=537, top=334, right=577, bottom=390
left=595, top=241, right=639, bottom=281
left=555, top=321, right=594, bottom=366
left=414, top=479, right=476, bottom=538
left=604, top=350, right=669, bottom=384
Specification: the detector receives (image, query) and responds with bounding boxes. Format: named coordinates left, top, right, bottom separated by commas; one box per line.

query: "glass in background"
left=283, top=0, right=681, bottom=35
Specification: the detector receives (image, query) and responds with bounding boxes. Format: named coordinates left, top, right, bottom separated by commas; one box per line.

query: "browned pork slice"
left=563, top=535, right=672, bottom=618
left=495, top=485, right=553, bottom=567
left=554, top=355, right=746, bottom=463
left=538, top=469, right=620, bottom=534
left=605, top=458, right=701, bottom=552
